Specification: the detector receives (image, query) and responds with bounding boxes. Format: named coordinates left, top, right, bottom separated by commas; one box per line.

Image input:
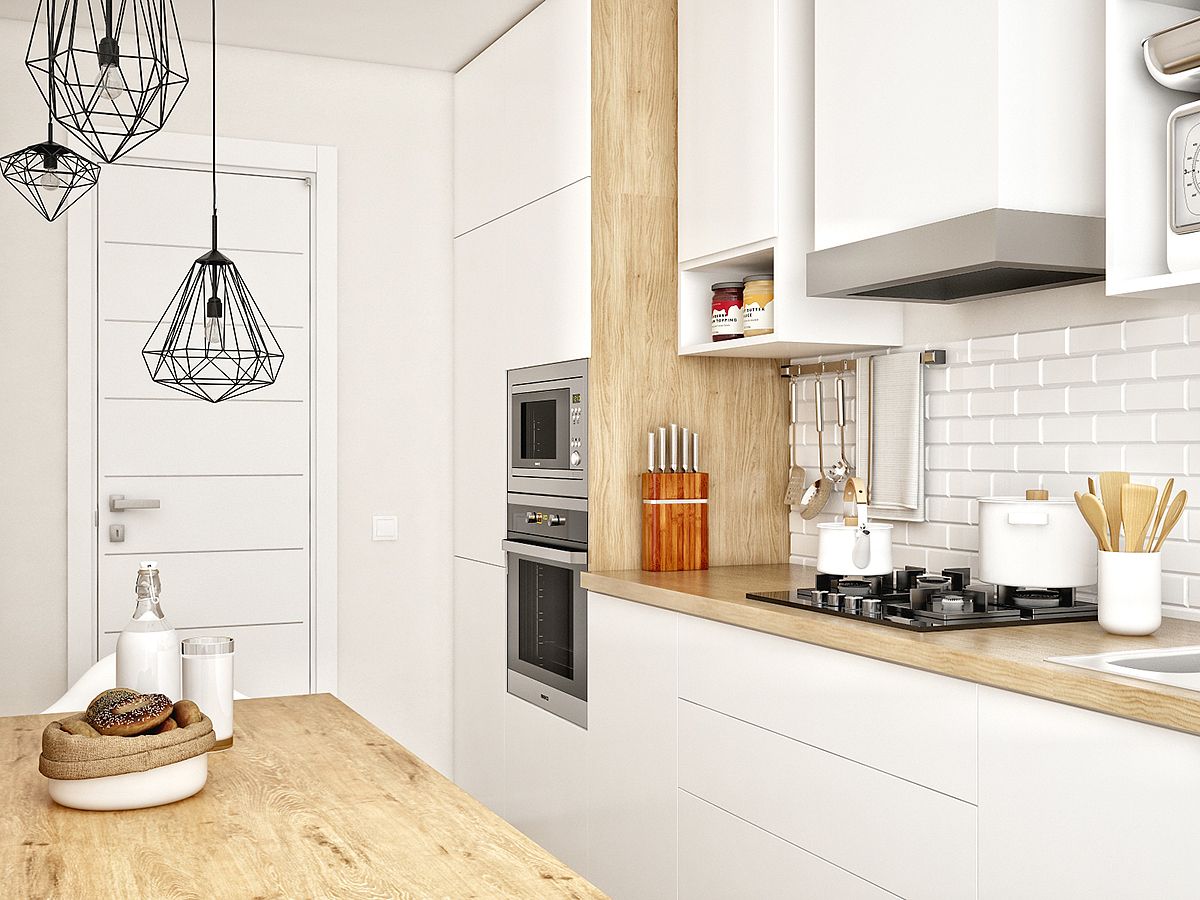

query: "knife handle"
left=670, top=424, right=678, bottom=472
left=682, top=427, right=690, bottom=473
left=659, top=427, right=667, bottom=472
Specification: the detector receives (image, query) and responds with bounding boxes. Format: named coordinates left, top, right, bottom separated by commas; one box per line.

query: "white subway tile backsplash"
left=1068, top=322, right=1123, bottom=355
left=1157, top=345, right=1200, bottom=378
left=1067, top=383, right=1123, bottom=414
left=789, top=312, right=1200, bottom=620
left=1094, top=351, right=1153, bottom=383
left=1128, top=316, right=1188, bottom=349
left=1043, top=356, right=1094, bottom=386
left=1127, top=380, right=1186, bottom=411
left=1017, top=328, right=1068, bottom=360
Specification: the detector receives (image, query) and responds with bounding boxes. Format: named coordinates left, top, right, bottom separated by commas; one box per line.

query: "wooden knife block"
left=641, top=472, right=709, bottom=572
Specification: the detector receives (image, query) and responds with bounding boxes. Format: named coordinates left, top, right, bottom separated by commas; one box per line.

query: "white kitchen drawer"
left=679, top=790, right=894, bottom=900
left=678, top=613, right=977, bottom=801
left=679, top=699, right=976, bottom=900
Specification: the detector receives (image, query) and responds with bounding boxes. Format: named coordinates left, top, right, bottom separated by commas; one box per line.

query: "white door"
left=92, top=159, right=312, bottom=698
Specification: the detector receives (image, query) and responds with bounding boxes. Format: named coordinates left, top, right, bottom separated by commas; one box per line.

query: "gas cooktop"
left=747, top=567, right=1098, bottom=632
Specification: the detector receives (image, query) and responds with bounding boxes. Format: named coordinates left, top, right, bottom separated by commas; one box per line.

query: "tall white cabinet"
left=450, top=0, right=591, bottom=874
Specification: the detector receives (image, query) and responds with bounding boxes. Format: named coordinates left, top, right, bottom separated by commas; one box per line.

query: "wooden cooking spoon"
left=1075, top=491, right=1113, bottom=553
left=1151, top=490, right=1188, bottom=552
left=1147, top=478, right=1174, bottom=553
left=1120, top=483, right=1157, bottom=553
left=1099, top=471, right=1130, bottom=551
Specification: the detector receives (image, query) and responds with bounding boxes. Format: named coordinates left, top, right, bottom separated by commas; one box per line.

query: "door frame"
left=66, top=132, right=338, bottom=694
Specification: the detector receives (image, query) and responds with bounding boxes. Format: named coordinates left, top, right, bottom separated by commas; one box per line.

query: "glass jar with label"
left=742, top=274, right=774, bottom=336
left=710, top=282, right=744, bottom=341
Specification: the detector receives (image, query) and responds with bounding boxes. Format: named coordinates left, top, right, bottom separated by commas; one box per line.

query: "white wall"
left=0, top=19, right=456, bottom=774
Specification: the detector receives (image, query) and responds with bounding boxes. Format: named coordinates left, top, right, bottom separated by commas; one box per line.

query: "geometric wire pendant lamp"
left=142, top=0, right=283, bottom=403
left=2, top=0, right=100, bottom=221
left=26, top=0, right=188, bottom=164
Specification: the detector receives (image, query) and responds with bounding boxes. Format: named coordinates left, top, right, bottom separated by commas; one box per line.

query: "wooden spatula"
left=1075, top=491, right=1113, bottom=553
left=1147, top=478, right=1174, bottom=553
left=1152, top=490, right=1188, bottom=552
left=1120, top=483, right=1157, bottom=553
left=1099, top=471, right=1130, bottom=551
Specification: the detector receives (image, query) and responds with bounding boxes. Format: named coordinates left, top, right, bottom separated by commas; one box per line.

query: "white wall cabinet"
left=978, top=685, right=1200, bottom=899
left=586, top=593, right=678, bottom=900
left=451, top=556, right=507, bottom=816
left=676, top=0, right=901, bottom=359
left=453, top=0, right=590, bottom=237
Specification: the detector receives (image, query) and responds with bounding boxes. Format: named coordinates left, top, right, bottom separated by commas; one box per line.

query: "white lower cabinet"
left=678, top=791, right=894, bottom=900
left=679, top=700, right=976, bottom=900
left=586, top=593, right=678, bottom=900
left=504, top=692, right=589, bottom=877
left=451, top=556, right=507, bottom=816
left=978, top=686, right=1200, bottom=900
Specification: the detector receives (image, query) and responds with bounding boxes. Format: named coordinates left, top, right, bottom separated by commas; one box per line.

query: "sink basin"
left=1047, top=646, right=1200, bottom=692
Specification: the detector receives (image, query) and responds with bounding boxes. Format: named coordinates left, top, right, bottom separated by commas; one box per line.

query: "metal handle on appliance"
left=109, top=495, right=161, bottom=511
left=502, top=540, right=588, bottom=566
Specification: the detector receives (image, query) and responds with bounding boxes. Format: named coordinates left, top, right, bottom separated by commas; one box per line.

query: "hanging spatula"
left=785, top=377, right=807, bottom=506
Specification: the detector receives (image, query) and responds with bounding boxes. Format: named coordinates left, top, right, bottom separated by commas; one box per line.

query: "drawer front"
left=679, top=700, right=976, bottom=900
left=678, top=613, right=977, bottom=801
left=679, top=790, right=894, bottom=900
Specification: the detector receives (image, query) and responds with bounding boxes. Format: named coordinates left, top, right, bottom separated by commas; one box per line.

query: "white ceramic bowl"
left=46, top=753, right=208, bottom=810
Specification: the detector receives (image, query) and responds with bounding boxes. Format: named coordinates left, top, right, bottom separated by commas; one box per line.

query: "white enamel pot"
left=977, top=496, right=1097, bottom=587
left=816, top=523, right=893, bottom=576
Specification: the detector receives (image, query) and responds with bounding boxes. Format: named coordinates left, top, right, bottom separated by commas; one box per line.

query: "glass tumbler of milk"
left=182, top=636, right=235, bottom=751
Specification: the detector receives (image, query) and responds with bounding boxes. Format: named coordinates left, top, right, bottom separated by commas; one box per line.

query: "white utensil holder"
left=1097, top=551, right=1162, bottom=636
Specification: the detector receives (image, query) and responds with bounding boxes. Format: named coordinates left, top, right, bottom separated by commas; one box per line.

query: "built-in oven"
left=507, top=358, right=587, bottom=499
left=503, top=494, right=588, bottom=729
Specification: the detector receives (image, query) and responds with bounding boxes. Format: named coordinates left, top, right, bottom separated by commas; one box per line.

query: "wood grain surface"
left=582, top=564, right=1200, bottom=736
left=2, top=694, right=609, bottom=900
left=590, top=0, right=789, bottom=571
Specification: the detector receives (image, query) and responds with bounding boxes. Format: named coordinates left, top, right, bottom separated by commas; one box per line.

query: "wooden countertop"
left=582, top=564, right=1200, bottom=736
left=2, top=694, right=608, bottom=900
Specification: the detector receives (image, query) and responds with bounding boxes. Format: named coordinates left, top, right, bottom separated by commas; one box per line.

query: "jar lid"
left=711, top=281, right=743, bottom=290
left=742, top=274, right=774, bottom=283
left=181, top=636, right=235, bottom=655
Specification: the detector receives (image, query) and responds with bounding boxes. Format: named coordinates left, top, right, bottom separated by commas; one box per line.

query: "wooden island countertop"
left=582, top=564, right=1200, bottom=736
left=2, top=694, right=609, bottom=900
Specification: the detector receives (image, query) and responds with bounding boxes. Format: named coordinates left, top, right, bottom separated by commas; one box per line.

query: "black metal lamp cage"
left=26, top=0, right=188, bottom=164
left=0, top=125, right=100, bottom=221
left=142, top=0, right=283, bottom=403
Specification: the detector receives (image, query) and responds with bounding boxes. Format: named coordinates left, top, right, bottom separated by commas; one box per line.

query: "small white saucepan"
left=816, top=478, right=893, bottom=576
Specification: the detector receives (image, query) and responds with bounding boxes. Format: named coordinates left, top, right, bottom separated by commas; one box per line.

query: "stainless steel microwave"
left=507, top=358, right=587, bottom=498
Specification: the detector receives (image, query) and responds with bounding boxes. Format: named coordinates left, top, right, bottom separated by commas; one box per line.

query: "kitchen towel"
left=858, top=351, right=925, bottom=522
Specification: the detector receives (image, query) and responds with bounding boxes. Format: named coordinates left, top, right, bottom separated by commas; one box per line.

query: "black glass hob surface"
left=746, top=567, right=1098, bottom=632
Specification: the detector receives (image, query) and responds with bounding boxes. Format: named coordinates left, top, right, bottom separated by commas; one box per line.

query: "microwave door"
left=512, top=388, right=570, bottom=470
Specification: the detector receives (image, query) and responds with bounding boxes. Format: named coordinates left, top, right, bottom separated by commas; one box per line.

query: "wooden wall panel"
left=590, top=0, right=788, bottom=571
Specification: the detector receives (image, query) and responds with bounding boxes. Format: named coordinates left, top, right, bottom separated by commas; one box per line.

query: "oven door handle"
left=502, top=540, right=588, bottom=566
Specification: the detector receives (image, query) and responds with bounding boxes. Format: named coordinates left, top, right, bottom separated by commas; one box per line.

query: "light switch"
left=372, top=515, right=399, bottom=541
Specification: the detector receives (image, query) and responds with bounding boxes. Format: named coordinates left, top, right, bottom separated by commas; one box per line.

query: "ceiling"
left=0, top=0, right=545, bottom=72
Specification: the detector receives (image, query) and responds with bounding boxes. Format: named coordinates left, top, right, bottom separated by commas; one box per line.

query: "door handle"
left=109, top=494, right=161, bottom=512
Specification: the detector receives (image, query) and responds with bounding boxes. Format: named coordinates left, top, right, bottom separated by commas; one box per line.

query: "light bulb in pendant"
left=204, top=296, right=223, bottom=349
left=38, top=157, right=62, bottom=192
left=95, top=37, right=124, bottom=101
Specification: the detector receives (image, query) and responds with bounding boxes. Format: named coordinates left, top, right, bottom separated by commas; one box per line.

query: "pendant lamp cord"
left=46, top=0, right=55, bottom=144
left=210, top=0, right=218, bottom=252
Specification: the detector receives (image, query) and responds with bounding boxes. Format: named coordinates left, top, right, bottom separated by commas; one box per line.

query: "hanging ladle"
left=799, top=377, right=833, bottom=520
left=826, top=373, right=851, bottom=485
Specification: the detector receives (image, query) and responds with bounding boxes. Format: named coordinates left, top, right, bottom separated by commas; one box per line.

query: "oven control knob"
left=548, top=515, right=566, bottom=526
left=526, top=512, right=538, bottom=523
left=570, top=450, right=581, bottom=467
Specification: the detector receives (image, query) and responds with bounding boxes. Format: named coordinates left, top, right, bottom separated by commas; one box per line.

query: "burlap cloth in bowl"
left=40, top=715, right=215, bottom=780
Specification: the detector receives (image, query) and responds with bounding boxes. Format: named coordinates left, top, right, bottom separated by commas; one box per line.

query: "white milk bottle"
left=115, top=561, right=182, bottom=700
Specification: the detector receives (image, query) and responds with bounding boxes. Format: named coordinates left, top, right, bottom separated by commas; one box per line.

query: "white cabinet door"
left=679, top=699, right=977, bottom=900
left=452, top=557, right=507, bottom=816
left=677, top=0, right=777, bottom=263
left=452, top=179, right=591, bottom=565
left=587, top=593, right=678, bottom=900
left=454, top=0, right=590, bottom=236
left=503, top=693, right=589, bottom=877
left=679, top=791, right=894, bottom=900
left=979, top=686, right=1200, bottom=900
left=678, top=613, right=978, bottom=802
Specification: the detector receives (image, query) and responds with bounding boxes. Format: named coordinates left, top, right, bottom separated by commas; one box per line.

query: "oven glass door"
left=506, top=545, right=587, bottom=710
left=511, top=387, right=570, bottom=471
